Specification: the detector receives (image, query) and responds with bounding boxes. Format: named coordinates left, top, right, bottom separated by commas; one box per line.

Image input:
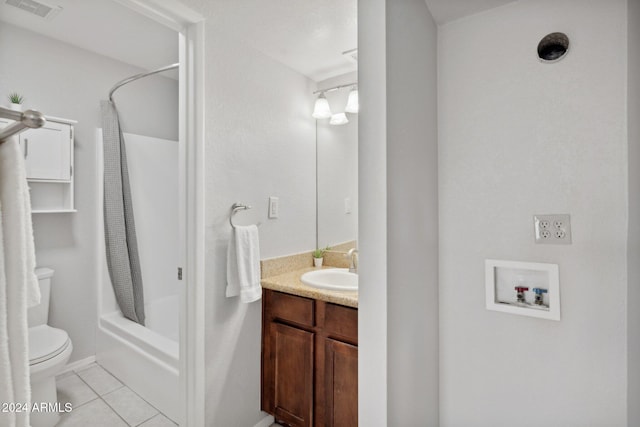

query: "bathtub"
left=97, top=299, right=179, bottom=421
left=96, top=131, right=181, bottom=422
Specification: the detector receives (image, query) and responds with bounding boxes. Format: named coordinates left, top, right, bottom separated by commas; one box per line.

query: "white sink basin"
left=301, top=268, right=358, bottom=291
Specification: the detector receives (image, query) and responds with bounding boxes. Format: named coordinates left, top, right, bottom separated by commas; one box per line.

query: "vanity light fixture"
left=329, top=112, right=349, bottom=125
left=345, top=86, right=359, bottom=113
left=312, top=93, right=332, bottom=119
left=312, top=81, right=358, bottom=124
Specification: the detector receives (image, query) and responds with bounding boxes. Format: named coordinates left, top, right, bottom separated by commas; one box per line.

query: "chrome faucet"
left=346, top=248, right=358, bottom=274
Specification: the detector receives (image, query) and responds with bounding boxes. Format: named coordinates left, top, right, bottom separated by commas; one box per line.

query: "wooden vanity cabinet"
left=262, top=289, right=358, bottom=427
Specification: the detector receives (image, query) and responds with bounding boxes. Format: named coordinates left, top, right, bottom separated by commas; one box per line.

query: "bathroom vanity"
left=261, top=288, right=357, bottom=427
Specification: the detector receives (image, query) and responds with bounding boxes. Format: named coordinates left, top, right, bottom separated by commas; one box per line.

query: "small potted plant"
left=312, top=246, right=331, bottom=268
left=8, top=92, right=24, bottom=111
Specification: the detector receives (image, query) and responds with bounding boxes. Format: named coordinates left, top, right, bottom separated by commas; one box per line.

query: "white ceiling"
left=0, top=0, right=178, bottom=76
left=190, top=0, right=517, bottom=81
left=0, top=0, right=518, bottom=85
left=424, top=0, right=518, bottom=25
left=207, top=0, right=358, bottom=83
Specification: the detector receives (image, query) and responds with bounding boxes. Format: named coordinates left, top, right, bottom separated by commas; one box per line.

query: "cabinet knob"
left=23, top=138, right=28, bottom=158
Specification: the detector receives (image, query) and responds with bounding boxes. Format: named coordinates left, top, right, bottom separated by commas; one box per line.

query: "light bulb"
left=312, top=93, right=331, bottom=119
left=345, top=87, right=359, bottom=113
left=329, top=112, right=349, bottom=125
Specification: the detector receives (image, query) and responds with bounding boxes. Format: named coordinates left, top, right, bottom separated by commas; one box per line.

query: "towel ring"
left=230, top=203, right=261, bottom=229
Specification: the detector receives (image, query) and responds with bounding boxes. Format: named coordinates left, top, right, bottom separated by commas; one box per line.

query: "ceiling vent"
left=5, top=0, right=62, bottom=19
left=342, top=48, right=358, bottom=64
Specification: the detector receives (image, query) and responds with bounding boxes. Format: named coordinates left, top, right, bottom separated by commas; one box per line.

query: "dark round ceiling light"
left=537, top=32, right=570, bottom=62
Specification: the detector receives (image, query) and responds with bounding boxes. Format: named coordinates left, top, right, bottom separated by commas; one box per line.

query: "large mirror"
left=316, top=73, right=358, bottom=251
left=208, top=0, right=358, bottom=254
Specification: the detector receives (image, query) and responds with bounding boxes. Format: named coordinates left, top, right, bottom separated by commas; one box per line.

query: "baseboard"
left=253, top=414, right=275, bottom=427
left=58, top=355, right=96, bottom=375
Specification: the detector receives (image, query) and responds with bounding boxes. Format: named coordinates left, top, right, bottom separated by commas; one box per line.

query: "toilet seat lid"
left=29, top=325, right=70, bottom=365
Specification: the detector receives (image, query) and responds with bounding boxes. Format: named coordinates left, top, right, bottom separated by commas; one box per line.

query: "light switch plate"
left=344, top=197, right=352, bottom=214
left=534, top=214, right=571, bottom=244
left=268, top=196, right=279, bottom=219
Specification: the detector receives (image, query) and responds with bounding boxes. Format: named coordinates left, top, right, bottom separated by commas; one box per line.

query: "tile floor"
left=55, top=363, right=176, bottom=427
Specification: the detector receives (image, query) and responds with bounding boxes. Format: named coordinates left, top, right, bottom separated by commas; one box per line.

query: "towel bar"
left=230, top=203, right=261, bottom=229
left=0, top=107, right=46, bottom=143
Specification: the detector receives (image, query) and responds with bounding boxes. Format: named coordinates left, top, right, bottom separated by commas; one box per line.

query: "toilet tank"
left=28, top=268, right=54, bottom=327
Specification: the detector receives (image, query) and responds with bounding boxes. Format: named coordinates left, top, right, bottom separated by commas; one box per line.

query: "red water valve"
left=515, top=286, right=529, bottom=303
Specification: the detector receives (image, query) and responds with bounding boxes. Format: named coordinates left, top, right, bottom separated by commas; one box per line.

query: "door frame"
left=112, top=1, right=206, bottom=425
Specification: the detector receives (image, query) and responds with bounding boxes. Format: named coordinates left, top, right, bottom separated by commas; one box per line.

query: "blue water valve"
left=532, top=288, right=548, bottom=306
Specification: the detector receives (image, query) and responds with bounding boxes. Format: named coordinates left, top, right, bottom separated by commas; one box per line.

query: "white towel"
left=0, top=136, right=40, bottom=427
left=226, top=225, right=261, bottom=303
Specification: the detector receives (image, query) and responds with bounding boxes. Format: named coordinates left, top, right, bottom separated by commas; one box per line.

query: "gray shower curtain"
left=100, top=100, right=145, bottom=325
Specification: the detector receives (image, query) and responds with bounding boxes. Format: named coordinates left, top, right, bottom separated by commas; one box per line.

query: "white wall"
left=628, top=0, right=640, bottom=424
left=203, top=33, right=315, bottom=427
left=386, top=1, right=439, bottom=425
left=0, top=23, right=178, bottom=362
left=439, top=1, right=628, bottom=425
left=358, top=0, right=439, bottom=424
left=170, top=2, right=317, bottom=423
left=358, top=0, right=389, bottom=424
left=317, top=71, right=358, bottom=248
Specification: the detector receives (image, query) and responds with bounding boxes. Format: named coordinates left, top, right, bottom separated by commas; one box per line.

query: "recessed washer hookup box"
left=485, top=259, right=560, bottom=321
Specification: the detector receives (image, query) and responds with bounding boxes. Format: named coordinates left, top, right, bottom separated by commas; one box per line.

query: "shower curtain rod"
left=108, top=62, right=180, bottom=101
left=0, top=106, right=46, bottom=144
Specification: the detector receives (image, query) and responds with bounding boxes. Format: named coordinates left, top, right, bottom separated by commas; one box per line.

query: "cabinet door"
left=21, top=122, right=71, bottom=181
left=325, top=339, right=358, bottom=427
left=272, top=322, right=314, bottom=427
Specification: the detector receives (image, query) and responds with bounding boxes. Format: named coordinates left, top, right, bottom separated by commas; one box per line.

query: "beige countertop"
left=261, top=267, right=358, bottom=308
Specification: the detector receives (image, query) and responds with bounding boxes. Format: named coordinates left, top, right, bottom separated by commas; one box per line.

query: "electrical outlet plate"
left=534, top=214, right=571, bottom=244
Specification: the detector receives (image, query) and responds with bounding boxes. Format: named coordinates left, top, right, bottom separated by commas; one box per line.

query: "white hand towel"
left=0, top=136, right=40, bottom=427
left=226, top=225, right=261, bottom=303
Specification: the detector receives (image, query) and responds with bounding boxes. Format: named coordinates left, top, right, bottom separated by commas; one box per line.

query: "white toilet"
left=28, top=268, right=73, bottom=427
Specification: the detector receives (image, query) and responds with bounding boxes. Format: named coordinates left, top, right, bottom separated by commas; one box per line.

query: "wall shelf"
left=1, top=114, right=77, bottom=213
